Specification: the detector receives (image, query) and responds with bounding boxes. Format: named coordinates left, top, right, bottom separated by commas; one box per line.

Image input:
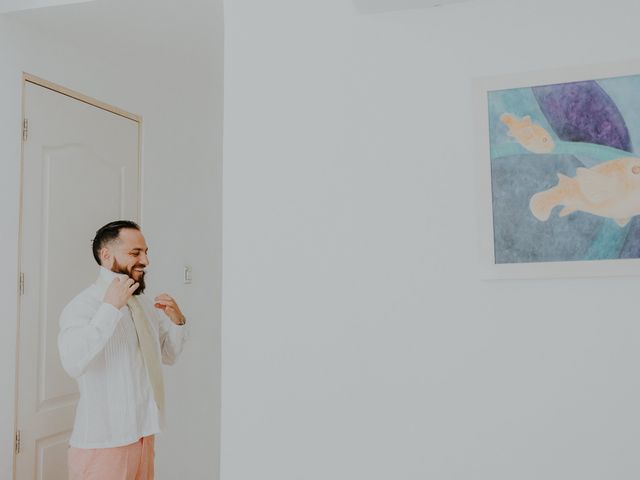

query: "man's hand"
left=154, top=294, right=186, bottom=325
left=104, top=276, right=139, bottom=310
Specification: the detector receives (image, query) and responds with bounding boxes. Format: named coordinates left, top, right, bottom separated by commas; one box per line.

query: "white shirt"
left=58, top=266, right=187, bottom=448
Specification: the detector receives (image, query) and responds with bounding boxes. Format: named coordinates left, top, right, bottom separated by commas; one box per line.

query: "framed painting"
left=474, top=60, right=640, bottom=279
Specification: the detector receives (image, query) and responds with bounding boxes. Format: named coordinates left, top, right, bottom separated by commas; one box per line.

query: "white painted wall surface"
left=0, top=2, right=223, bottom=478
left=222, top=0, right=640, bottom=478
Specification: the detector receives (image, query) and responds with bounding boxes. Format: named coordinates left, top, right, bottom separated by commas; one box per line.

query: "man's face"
left=107, top=228, right=149, bottom=295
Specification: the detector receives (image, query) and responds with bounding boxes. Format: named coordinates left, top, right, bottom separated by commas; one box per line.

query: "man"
left=58, top=220, right=188, bottom=480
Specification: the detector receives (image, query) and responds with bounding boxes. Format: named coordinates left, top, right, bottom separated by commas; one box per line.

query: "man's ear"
left=99, top=247, right=112, bottom=266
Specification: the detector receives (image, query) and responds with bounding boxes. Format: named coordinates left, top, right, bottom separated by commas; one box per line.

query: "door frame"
left=13, top=73, right=143, bottom=479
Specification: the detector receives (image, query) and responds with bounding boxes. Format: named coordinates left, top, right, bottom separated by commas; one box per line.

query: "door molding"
left=23, top=73, right=141, bottom=122
left=14, top=73, right=142, bottom=480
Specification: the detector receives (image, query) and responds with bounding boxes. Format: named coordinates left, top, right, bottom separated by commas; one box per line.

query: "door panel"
left=16, top=81, right=140, bottom=480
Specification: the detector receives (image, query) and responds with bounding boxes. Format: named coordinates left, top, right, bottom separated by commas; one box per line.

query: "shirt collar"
left=94, top=266, right=130, bottom=300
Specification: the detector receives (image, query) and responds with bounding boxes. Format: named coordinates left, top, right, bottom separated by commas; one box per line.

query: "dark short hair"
left=92, top=220, right=140, bottom=265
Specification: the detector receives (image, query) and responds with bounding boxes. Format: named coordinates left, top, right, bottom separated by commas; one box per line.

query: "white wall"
left=222, top=0, right=640, bottom=478
left=0, top=2, right=223, bottom=479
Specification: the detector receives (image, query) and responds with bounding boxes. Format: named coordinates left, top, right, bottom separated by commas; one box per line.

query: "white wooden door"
left=15, top=80, right=140, bottom=480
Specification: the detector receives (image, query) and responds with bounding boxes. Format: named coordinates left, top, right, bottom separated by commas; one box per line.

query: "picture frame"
left=474, top=59, right=640, bottom=279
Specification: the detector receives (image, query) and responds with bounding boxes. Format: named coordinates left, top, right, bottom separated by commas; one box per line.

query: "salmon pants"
left=68, top=436, right=155, bottom=480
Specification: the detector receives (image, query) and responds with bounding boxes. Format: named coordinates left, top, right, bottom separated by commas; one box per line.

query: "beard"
left=112, top=259, right=146, bottom=295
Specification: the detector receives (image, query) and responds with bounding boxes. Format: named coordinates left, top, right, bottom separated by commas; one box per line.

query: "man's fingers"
left=129, top=282, right=140, bottom=292
left=153, top=299, right=173, bottom=306
left=154, top=305, right=178, bottom=318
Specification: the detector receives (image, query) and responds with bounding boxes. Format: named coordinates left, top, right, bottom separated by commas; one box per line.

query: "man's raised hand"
left=104, top=276, right=139, bottom=309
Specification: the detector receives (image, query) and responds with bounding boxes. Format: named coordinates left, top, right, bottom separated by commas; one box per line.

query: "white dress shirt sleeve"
left=155, top=308, right=188, bottom=365
left=58, top=299, right=123, bottom=378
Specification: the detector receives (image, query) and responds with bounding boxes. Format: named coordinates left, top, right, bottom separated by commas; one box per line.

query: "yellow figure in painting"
left=529, top=157, right=640, bottom=227
left=500, top=113, right=555, bottom=154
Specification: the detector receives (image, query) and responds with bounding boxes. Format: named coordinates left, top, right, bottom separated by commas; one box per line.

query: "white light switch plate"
left=183, top=265, right=192, bottom=285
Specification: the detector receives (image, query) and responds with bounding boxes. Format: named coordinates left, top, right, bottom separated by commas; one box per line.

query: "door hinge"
left=19, top=273, right=24, bottom=295
left=22, top=119, right=28, bottom=142
left=15, top=430, right=21, bottom=454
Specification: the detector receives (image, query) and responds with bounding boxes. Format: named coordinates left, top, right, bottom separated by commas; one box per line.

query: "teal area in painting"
left=584, top=220, right=630, bottom=260
left=488, top=87, right=556, bottom=152
left=487, top=78, right=640, bottom=263
left=491, top=141, right=631, bottom=166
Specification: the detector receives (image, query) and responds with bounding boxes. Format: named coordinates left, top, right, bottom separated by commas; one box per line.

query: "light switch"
left=184, top=265, right=192, bottom=284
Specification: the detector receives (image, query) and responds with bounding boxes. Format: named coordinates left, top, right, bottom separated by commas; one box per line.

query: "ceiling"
left=4, top=0, right=477, bottom=61
left=353, top=0, right=475, bottom=13
left=0, top=0, right=94, bottom=14
left=3, top=0, right=221, bottom=60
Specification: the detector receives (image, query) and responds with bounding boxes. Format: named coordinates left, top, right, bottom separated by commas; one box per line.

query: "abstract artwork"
left=475, top=62, right=640, bottom=278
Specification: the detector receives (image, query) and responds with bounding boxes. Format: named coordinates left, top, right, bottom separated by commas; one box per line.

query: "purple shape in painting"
left=533, top=81, right=632, bottom=152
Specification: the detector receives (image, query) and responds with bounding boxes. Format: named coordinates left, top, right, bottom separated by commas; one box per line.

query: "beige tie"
left=127, top=296, right=165, bottom=411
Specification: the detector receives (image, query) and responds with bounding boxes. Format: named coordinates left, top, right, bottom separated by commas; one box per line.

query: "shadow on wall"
left=352, top=0, right=474, bottom=14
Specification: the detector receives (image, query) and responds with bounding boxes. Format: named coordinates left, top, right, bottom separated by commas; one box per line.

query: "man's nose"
left=139, top=253, right=149, bottom=266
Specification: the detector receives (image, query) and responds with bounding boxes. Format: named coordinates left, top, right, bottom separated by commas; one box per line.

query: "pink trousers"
left=68, top=436, right=155, bottom=480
